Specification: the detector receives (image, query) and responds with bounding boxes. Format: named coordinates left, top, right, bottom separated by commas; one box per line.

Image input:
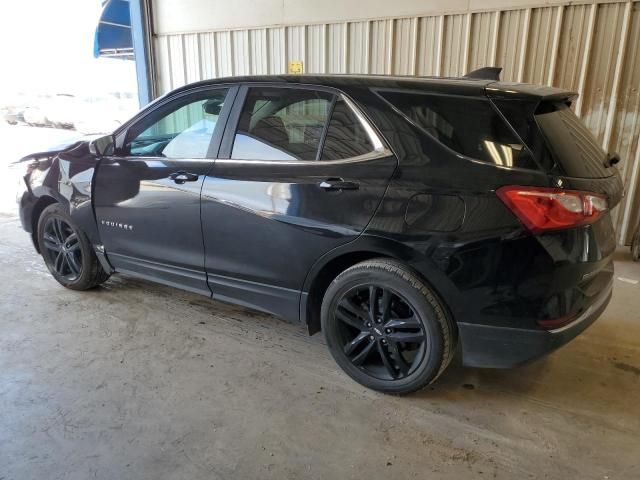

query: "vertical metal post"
left=517, top=8, right=532, bottom=82
left=343, top=22, right=349, bottom=73
left=602, top=1, right=632, bottom=152
left=436, top=15, right=445, bottom=76
left=129, top=0, right=155, bottom=105
left=490, top=11, right=500, bottom=66
left=462, top=13, right=472, bottom=74
left=575, top=3, right=597, bottom=117
left=322, top=24, right=328, bottom=74
left=547, top=5, right=564, bottom=86
left=410, top=17, right=419, bottom=76
left=387, top=19, right=394, bottom=75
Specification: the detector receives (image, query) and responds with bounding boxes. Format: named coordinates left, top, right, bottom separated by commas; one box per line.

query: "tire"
left=631, top=226, right=640, bottom=262
left=321, top=258, right=455, bottom=395
left=37, top=204, right=110, bottom=290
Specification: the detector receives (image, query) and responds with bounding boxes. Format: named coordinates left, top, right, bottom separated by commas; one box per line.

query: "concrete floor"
left=0, top=119, right=639, bottom=480
left=1, top=216, right=640, bottom=480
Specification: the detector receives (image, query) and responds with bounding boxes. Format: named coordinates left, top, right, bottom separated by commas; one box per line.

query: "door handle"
left=169, top=171, right=199, bottom=184
left=318, top=178, right=359, bottom=191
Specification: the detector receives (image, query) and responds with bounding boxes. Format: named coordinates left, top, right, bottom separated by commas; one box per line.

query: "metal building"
left=141, top=0, right=640, bottom=244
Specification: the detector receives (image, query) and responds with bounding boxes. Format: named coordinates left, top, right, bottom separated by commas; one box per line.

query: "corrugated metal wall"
left=153, top=0, right=640, bottom=245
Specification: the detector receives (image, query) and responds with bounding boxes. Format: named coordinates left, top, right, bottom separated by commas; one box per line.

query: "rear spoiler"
left=485, top=82, right=578, bottom=103
left=463, top=67, right=502, bottom=81
left=463, top=66, right=577, bottom=103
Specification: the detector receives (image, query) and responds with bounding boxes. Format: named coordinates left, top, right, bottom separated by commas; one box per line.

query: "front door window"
left=124, top=89, right=229, bottom=159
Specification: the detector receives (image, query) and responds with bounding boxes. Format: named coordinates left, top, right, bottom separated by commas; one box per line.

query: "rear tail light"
left=496, top=186, right=608, bottom=233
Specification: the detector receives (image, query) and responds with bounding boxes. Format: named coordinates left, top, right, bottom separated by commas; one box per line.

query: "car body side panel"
left=201, top=157, right=398, bottom=323
left=345, top=84, right=619, bottom=349
left=17, top=141, right=103, bottom=253
left=93, top=157, right=214, bottom=296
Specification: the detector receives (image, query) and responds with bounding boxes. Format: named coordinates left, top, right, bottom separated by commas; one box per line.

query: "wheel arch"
left=301, top=235, right=458, bottom=336
left=29, top=195, right=60, bottom=253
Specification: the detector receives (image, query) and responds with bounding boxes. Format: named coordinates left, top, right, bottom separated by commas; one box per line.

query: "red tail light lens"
left=496, top=186, right=608, bottom=233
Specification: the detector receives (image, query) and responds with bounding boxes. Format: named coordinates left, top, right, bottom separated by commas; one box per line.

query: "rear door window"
left=231, top=87, right=333, bottom=161
left=378, top=91, right=533, bottom=169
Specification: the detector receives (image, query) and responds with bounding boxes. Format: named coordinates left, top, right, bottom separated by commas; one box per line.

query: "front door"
left=201, top=85, right=397, bottom=321
left=94, top=86, right=234, bottom=295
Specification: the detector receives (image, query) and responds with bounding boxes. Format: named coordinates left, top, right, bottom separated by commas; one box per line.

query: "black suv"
left=14, top=71, right=623, bottom=394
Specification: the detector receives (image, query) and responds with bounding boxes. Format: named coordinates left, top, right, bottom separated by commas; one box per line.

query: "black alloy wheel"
left=37, top=203, right=110, bottom=290
left=335, top=285, right=427, bottom=380
left=321, top=258, right=455, bottom=395
left=41, top=217, right=83, bottom=281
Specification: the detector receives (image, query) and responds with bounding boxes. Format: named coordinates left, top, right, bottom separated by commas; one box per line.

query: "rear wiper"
left=604, top=152, right=621, bottom=168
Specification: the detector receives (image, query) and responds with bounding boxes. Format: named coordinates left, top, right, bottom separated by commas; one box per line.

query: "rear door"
left=200, top=85, right=397, bottom=321
left=94, top=86, right=236, bottom=295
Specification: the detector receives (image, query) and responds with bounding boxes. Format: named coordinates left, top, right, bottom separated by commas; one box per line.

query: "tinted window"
left=321, top=99, right=375, bottom=160
left=535, top=103, right=611, bottom=178
left=379, top=91, right=529, bottom=168
left=232, top=88, right=333, bottom=161
left=125, top=89, right=228, bottom=158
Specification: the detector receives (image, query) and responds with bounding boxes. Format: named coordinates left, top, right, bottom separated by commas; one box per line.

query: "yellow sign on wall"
left=288, top=60, right=304, bottom=74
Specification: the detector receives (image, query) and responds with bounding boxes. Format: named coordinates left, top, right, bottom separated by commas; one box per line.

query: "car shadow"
left=413, top=321, right=640, bottom=432
left=94, top=271, right=640, bottom=423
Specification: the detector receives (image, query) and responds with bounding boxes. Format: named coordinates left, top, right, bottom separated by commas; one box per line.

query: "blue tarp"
left=93, top=0, right=133, bottom=59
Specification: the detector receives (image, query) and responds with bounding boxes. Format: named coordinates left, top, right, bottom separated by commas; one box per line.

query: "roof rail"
left=463, top=67, right=502, bottom=81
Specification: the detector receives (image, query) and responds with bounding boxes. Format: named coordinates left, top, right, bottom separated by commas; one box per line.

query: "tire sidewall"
left=37, top=204, right=96, bottom=289
left=632, top=228, right=640, bottom=261
left=321, top=263, right=448, bottom=394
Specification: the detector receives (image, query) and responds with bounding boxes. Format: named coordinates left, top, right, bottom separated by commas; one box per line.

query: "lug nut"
left=366, top=322, right=371, bottom=327
left=385, top=328, right=392, bottom=334
left=369, top=335, right=375, bottom=340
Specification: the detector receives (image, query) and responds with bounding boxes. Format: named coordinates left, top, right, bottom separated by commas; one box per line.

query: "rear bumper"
left=458, top=280, right=612, bottom=368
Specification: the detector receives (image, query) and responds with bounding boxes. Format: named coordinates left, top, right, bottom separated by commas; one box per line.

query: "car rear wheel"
left=37, top=204, right=110, bottom=290
left=321, top=258, right=455, bottom=395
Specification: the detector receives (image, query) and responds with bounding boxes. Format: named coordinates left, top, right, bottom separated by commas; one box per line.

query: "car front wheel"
left=321, top=258, right=456, bottom=395
left=37, top=203, right=110, bottom=290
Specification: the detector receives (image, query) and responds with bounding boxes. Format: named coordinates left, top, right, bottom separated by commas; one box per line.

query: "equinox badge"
left=101, top=220, right=134, bottom=231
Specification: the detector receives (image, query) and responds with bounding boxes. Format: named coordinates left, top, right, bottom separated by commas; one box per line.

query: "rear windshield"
left=535, top=103, right=612, bottom=178
left=377, top=90, right=536, bottom=169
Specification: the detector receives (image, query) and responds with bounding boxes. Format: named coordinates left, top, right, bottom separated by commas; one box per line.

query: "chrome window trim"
left=340, top=94, right=386, bottom=153
left=106, top=156, right=216, bottom=163
left=215, top=148, right=393, bottom=166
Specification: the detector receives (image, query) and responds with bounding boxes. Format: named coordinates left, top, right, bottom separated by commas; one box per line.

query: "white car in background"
left=1, top=92, right=29, bottom=124
left=73, top=93, right=138, bottom=134
left=45, top=94, right=78, bottom=129
left=22, top=95, right=51, bottom=126
left=23, top=93, right=77, bottom=129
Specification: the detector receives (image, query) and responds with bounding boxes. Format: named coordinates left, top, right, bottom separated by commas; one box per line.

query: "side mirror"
left=89, top=135, right=114, bottom=156
left=203, top=99, right=222, bottom=115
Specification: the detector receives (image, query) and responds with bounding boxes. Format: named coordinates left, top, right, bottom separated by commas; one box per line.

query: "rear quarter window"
left=320, top=99, right=375, bottom=160
left=377, top=90, right=536, bottom=169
